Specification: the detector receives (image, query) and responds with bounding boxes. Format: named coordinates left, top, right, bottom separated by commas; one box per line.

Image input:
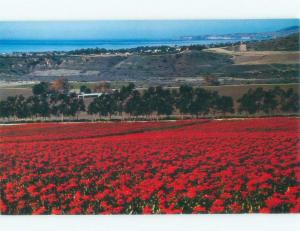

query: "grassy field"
left=0, top=87, right=33, bottom=100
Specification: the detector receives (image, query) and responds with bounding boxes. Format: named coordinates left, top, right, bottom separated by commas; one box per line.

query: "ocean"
left=0, top=19, right=298, bottom=53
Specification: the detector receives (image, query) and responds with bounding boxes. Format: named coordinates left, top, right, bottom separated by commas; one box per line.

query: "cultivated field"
left=0, top=87, right=32, bottom=100
left=206, top=47, right=300, bottom=65
left=0, top=118, right=299, bottom=214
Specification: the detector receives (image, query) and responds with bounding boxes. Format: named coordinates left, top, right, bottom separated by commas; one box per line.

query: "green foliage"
left=190, top=88, right=212, bottom=116
left=124, top=90, right=143, bottom=116
left=155, top=87, right=174, bottom=116
left=176, top=85, right=193, bottom=115
left=80, top=85, right=91, bottom=94
left=277, top=88, right=300, bottom=113
left=32, top=82, right=50, bottom=95
left=237, top=87, right=298, bottom=115
left=49, top=93, right=85, bottom=120
left=215, top=96, right=234, bottom=115
left=0, top=100, right=11, bottom=118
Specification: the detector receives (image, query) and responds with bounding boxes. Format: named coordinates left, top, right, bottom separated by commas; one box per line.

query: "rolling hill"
left=0, top=32, right=299, bottom=86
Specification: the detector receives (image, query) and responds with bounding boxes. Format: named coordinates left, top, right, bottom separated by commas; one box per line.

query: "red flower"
left=32, top=206, right=46, bottom=215
left=229, top=203, right=242, bottom=213
left=259, top=207, right=271, bottom=213
left=69, top=207, right=82, bottom=215
left=186, top=188, right=197, bottom=199
left=0, top=118, right=298, bottom=214
left=143, top=206, right=152, bottom=214
left=17, top=200, right=26, bottom=210
left=0, top=199, right=8, bottom=213
left=265, top=197, right=283, bottom=209
left=210, top=199, right=225, bottom=213
left=220, top=192, right=232, bottom=199
left=193, top=205, right=206, bottom=213
left=52, top=208, right=63, bottom=215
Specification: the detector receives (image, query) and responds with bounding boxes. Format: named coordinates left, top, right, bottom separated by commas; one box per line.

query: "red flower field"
left=0, top=117, right=299, bottom=214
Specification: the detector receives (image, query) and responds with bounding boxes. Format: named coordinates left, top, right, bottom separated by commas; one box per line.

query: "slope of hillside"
left=247, top=33, right=299, bottom=51
left=0, top=51, right=233, bottom=81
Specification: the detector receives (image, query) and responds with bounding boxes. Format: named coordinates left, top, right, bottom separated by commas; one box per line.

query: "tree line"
left=0, top=81, right=85, bottom=121
left=238, top=87, right=299, bottom=115
left=0, top=82, right=299, bottom=121
left=0, top=93, right=85, bottom=121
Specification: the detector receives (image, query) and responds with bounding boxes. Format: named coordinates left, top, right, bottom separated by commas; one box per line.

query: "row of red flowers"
left=0, top=120, right=196, bottom=143
left=0, top=117, right=299, bottom=214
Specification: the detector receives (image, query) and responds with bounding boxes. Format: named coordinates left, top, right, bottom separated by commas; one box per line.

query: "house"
left=77, top=93, right=103, bottom=99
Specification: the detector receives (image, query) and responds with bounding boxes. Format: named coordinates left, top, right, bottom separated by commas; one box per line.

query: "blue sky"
left=0, top=19, right=298, bottom=40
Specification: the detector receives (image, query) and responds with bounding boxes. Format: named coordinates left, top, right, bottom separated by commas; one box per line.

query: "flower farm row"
left=0, top=117, right=299, bottom=214
left=0, top=120, right=196, bottom=143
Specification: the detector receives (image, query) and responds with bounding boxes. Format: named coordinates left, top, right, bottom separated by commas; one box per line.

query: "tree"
left=142, top=87, right=157, bottom=117
left=32, top=82, right=50, bottom=95
left=27, top=95, right=50, bottom=119
left=88, top=94, right=117, bottom=119
left=175, top=85, right=193, bottom=117
left=190, top=88, right=211, bottom=117
left=279, top=88, right=299, bottom=113
left=27, top=96, right=41, bottom=118
left=67, top=93, right=86, bottom=119
left=51, top=78, right=70, bottom=94
left=50, top=93, right=86, bottom=121
left=117, top=83, right=136, bottom=118
left=119, top=83, right=135, bottom=101
left=155, top=87, right=174, bottom=117
left=39, top=96, right=51, bottom=118
left=93, top=81, right=111, bottom=93
left=112, top=90, right=125, bottom=118
left=6, top=96, right=18, bottom=119
left=215, top=95, right=234, bottom=115
left=80, top=85, right=91, bottom=94
left=49, top=93, right=68, bottom=121
left=77, top=98, right=86, bottom=117
left=87, top=100, right=99, bottom=120
left=124, top=90, right=143, bottom=117
left=98, top=94, right=117, bottom=118
left=238, top=88, right=281, bottom=115
left=262, top=90, right=278, bottom=114
left=238, top=88, right=264, bottom=115
left=0, top=101, right=10, bottom=119
left=15, top=95, right=31, bottom=119
left=56, top=94, right=69, bottom=121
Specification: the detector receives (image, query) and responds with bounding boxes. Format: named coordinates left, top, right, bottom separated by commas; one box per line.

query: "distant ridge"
left=277, top=25, right=300, bottom=32
left=180, top=25, right=300, bottom=41
left=247, top=33, right=299, bottom=51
